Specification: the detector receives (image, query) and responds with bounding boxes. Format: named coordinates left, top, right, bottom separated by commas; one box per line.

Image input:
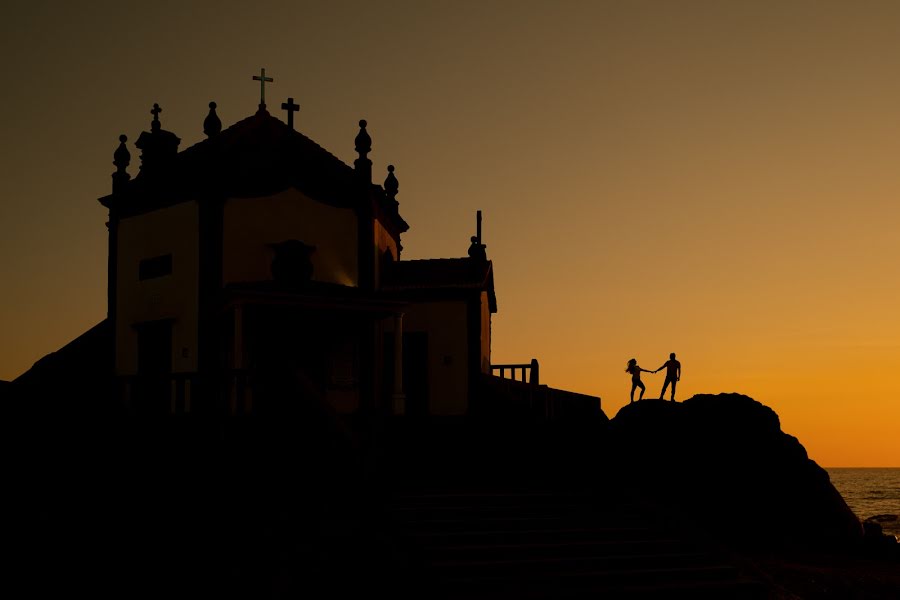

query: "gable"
left=222, top=188, right=359, bottom=287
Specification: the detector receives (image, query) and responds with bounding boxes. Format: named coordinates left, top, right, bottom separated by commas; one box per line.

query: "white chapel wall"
left=402, top=300, right=469, bottom=416
left=116, top=201, right=200, bottom=375
left=222, top=188, right=358, bottom=287
left=373, top=218, right=399, bottom=286
left=480, top=291, right=492, bottom=374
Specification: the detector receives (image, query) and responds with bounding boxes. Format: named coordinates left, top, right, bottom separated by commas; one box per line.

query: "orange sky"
left=1, top=1, right=898, bottom=466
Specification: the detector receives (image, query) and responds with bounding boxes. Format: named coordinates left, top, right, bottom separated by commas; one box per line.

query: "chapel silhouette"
left=13, top=72, right=600, bottom=422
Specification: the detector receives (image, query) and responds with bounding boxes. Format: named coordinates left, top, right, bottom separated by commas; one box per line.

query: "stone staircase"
left=388, top=487, right=768, bottom=599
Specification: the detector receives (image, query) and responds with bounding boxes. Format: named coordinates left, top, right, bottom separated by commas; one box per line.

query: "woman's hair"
left=626, top=358, right=637, bottom=372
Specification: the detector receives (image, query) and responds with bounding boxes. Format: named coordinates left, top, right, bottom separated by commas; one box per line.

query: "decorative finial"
left=150, top=103, right=162, bottom=132
left=203, top=101, right=222, bottom=137
left=354, top=119, right=372, bottom=183
left=281, top=97, right=299, bottom=129
left=384, top=164, right=399, bottom=202
left=252, top=68, right=274, bottom=111
left=112, top=134, right=131, bottom=194
left=355, top=120, right=371, bottom=157
left=113, top=135, right=130, bottom=172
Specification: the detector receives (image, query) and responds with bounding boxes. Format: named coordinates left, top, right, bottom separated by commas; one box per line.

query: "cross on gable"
left=150, top=103, right=162, bottom=131
left=281, top=97, right=299, bottom=129
left=252, top=68, right=274, bottom=109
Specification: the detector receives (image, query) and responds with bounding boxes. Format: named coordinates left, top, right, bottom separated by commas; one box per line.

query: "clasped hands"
left=651, top=369, right=679, bottom=381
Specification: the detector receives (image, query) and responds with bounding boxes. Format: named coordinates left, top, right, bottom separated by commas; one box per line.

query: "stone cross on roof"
left=150, top=103, right=162, bottom=131
left=281, top=97, right=299, bottom=129
left=252, top=68, right=274, bottom=109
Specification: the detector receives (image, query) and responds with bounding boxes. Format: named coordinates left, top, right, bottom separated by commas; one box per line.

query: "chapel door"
left=136, top=320, right=172, bottom=414
left=403, top=332, right=429, bottom=417
left=383, top=332, right=429, bottom=416
left=248, top=308, right=328, bottom=416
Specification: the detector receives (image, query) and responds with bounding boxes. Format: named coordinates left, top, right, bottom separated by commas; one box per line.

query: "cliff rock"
left=609, top=393, right=863, bottom=550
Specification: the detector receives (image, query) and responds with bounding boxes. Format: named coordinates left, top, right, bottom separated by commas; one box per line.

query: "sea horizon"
left=825, top=466, right=900, bottom=469
left=826, top=467, right=900, bottom=540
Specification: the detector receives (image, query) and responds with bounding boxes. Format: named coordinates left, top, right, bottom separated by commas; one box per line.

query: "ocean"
left=826, top=468, right=900, bottom=540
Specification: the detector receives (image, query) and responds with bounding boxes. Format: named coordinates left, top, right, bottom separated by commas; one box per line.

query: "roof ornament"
left=150, top=103, right=162, bottom=132
left=384, top=164, right=399, bottom=204
left=252, top=68, right=274, bottom=112
left=136, top=103, right=181, bottom=177
left=113, top=135, right=130, bottom=172
left=112, top=134, right=131, bottom=194
left=468, top=210, right=487, bottom=261
left=281, top=97, right=299, bottom=129
left=203, top=101, right=222, bottom=137
left=354, top=119, right=372, bottom=182
left=355, top=119, right=371, bottom=157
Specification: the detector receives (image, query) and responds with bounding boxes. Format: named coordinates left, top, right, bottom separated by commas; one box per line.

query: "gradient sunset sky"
left=1, top=1, right=898, bottom=466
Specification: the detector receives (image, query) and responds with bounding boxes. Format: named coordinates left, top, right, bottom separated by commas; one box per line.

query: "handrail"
left=491, top=358, right=540, bottom=385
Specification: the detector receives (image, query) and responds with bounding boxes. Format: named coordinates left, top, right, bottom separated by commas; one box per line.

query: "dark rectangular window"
left=139, top=254, right=172, bottom=280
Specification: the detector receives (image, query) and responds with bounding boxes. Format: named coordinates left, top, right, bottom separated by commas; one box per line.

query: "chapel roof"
left=382, top=258, right=497, bottom=312
left=101, top=106, right=408, bottom=234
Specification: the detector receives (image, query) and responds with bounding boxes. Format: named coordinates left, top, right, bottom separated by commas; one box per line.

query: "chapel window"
left=139, top=254, right=172, bottom=280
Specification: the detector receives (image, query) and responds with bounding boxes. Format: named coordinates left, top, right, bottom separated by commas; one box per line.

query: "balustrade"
left=491, top=358, right=540, bottom=385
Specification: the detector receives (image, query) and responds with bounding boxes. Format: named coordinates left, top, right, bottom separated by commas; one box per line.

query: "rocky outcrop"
left=608, top=393, right=863, bottom=551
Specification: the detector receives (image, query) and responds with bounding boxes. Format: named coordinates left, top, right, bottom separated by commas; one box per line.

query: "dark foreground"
left=10, top=394, right=899, bottom=598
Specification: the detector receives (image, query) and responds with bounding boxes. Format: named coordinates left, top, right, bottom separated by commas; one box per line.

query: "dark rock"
left=863, top=516, right=900, bottom=559
left=609, top=393, right=863, bottom=551
left=865, top=514, right=898, bottom=524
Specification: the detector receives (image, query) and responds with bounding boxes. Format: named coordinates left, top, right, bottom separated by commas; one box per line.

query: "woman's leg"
left=637, top=380, right=645, bottom=401
left=630, top=381, right=637, bottom=403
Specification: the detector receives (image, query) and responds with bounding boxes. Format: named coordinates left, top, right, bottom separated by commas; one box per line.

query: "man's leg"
left=670, top=378, right=677, bottom=401
left=659, top=379, right=669, bottom=400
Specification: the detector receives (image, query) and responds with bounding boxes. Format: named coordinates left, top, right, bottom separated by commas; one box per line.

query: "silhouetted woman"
left=625, top=358, right=652, bottom=403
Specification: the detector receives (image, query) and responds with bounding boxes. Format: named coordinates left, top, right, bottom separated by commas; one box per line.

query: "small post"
left=392, top=312, right=405, bottom=414
left=529, top=358, right=540, bottom=385
left=233, top=305, right=243, bottom=370
left=477, top=210, right=482, bottom=245
left=233, top=305, right=245, bottom=415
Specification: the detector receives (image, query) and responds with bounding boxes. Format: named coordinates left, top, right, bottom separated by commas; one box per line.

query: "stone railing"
left=119, top=372, right=200, bottom=414
left=491, top=358, right=540, bottom=385
left=476, top=372, right=602, bottom=420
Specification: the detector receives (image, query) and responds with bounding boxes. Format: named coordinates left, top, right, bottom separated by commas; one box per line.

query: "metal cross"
left=252, top=68, right=274, bottom=107
left=281, top=97, right=299, bottom=129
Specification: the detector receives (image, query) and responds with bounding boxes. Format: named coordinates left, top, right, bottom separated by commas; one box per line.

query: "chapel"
left=17, top=74, right=600, bottom=420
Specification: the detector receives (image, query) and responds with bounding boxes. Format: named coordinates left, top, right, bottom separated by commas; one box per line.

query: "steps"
left=388, top=487, right=767, bottom=599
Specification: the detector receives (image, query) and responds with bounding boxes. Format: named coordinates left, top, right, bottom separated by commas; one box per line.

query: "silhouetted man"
left=655, top=353, right=681, bottom=401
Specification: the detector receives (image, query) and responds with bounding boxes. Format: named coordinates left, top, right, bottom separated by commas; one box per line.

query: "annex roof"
left=382, top=258, right=497, bottom=312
